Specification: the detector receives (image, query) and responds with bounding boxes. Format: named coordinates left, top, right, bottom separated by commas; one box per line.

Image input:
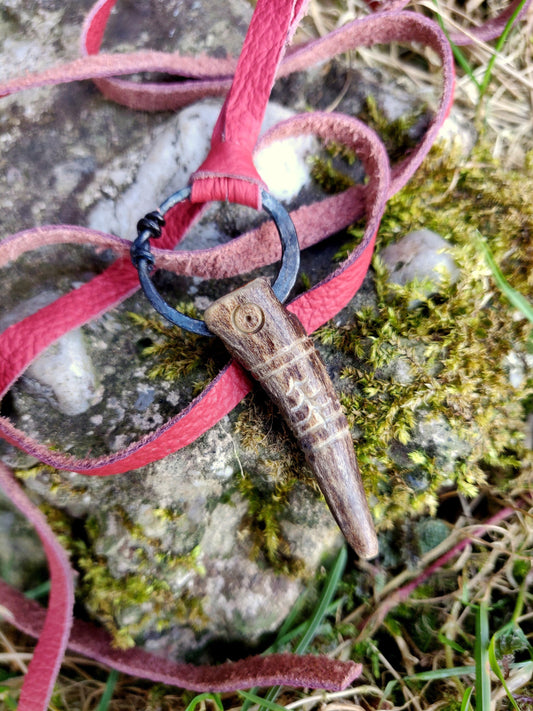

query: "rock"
left=414, top=517, right=450, bottom=555
left=0, top=291, right=98, bottom=416
left=414, top=413, right=472, bottom=474
left=255, top=104, right=319, bottom=203
left=380, top=229, right=460, bottom=303
left=24, top=330, right=98, bottom=415
left=504, top=350, right=533, bottom=389
left=88, top=102, right=222, bottom=242
left=378, top=516, right=451, bottom=568
left=437, top=109, right=478, bottom=156
left=0, top=489, right=47, bottom=590
left=17, top=423, right=342, bottom=658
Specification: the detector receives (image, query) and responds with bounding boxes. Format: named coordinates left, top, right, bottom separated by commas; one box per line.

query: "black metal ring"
left=131, top=186, right=300, bottom=337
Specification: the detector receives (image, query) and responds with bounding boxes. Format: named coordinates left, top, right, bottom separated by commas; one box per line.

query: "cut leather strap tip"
left=0, top=576, right=362, bottom=693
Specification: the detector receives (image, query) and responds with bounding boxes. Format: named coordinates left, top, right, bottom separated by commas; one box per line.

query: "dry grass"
left=2, top=492, right=531, bottom=709
left=301, top=0, right=533, bottom=166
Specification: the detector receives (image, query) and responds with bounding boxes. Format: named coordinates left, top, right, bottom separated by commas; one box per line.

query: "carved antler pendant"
left=204, top=277, right=378, bottom=559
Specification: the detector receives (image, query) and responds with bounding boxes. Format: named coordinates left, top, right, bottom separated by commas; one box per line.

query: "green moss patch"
left=317, top=142, right=532, bottom=528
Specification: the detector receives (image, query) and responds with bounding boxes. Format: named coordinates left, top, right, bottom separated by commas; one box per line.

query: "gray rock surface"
left=0, top=490, right=47, bottom=590
left=88, top=101, right=319, bottom=242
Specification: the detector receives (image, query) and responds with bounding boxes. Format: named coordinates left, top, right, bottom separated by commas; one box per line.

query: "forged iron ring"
left=131, top=186, right=300, bottom=337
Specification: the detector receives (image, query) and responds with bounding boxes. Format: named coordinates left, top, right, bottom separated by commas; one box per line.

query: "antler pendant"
left=204, top=277, right=378, bottom=559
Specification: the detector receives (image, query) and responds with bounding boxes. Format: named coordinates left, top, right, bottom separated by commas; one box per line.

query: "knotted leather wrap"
left=0, top=0, right=529, bottom=708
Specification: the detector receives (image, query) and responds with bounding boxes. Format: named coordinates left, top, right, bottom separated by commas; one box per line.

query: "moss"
left=76, top=546, right=176, bottom=649
left=112, top=506, right=206, bottom=575
left=78, top=557, right=208, bottom=649
left=36, top=503, right=75, bottom=553
left=235, top=397, right=315, bottom=482
left=359, top=94, right=429, bottom=162
left=310, top=156, right=355, bottom=194
left=153, top=506, right=183, bottom=523
left=236, top=471, right=305, bottom=576
left=129, top=305, right=220, bottom=389
left=14, top=463, right=56, bottom=481
left=28, top=496, right=208, bottom=649
left=15, top=463, right=88, bottom=499
left=316, top=141, right=532, bottom=527
left=76, top=510, right=208, bottom=647
left=233, top=398, right=314, bottom=575
left=311, top=96, right=429, bottom=191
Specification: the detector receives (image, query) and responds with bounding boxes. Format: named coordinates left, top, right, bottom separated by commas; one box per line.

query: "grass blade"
left=295, top=545, right=347, bottom=654
left=479, top=0, right=529, bottom=98
left=430, top=0, right=480, bottom=88
left=251, top=546, right=348, bottom=711
left=488, top=633, right=521, bottom=711
left=238, top=690, right=288, bottom=711
left=438, top=632, right=468, bottom=654
left=460, top=687, right=474, bottom=711
left=273, top=601, right=340, bottom=649
left=474, top=603, right=491, bottom=711
left=97, top=668, right=119, bottom=711
left=384, top=666, right=477, bottom=700
left=476, top=232, right=533, bottom=324
left=184, top=693, right=224, bottom=711
left=405, top=666, right=476, bottom=682
left=24, top=580, right=51, bottom=600
left=272, top=593, right=308, bottom=648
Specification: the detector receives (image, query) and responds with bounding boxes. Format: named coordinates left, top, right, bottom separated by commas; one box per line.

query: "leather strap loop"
left=190, top=140, right=266, bottom=207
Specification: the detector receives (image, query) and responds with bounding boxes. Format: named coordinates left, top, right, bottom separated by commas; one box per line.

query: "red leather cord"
left=0, top=0, right=530, bottom=706
left=0, top=463, right=74, bottom=711
left=361, top=0, right=530, bottom=44
left=191, top=0, right=307, bottom=208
